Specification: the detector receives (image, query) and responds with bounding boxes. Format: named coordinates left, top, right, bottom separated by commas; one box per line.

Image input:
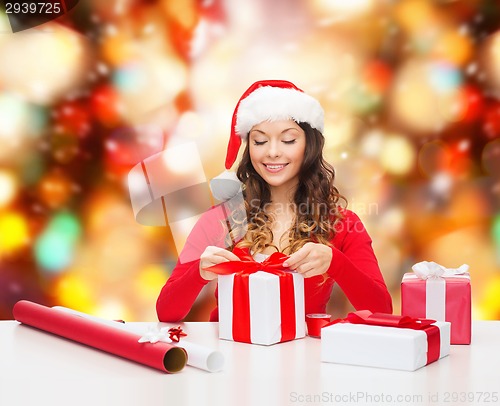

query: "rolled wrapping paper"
left=52, top=306, right=142, bottom=333
left=306, top=314, right=332, bottom=337
left=13, top=301, right=187, bottom=373
left=172, top=341, right=224, bottom=373
left=52, top=306, right=225, bottom=373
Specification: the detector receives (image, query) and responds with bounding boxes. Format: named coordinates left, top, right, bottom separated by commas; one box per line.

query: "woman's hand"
left=199, top=246, right=241, bottom=281
left=283, top=242, right=332, bottom=278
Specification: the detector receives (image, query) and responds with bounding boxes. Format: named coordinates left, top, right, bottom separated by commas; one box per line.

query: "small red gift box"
left=401, top=261, right=471, bottom=345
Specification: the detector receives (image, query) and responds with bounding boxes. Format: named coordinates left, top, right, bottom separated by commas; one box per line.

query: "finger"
left=283, top=247, right=310, bottom=268
left=216, top=250, right=241, bottom=262
left=204, top=247, right=239, bottom=261
left=201, top=254, right=231, bottom=270
left=200, top=268, right=218, bottom=281
left=295, top=262, right=315, bottom=275
left=203, top=246, right=222, bottom=256
left=211, top=254, right=234, bottom=264
left=302, top=269, right=323, bottom=278
left=205, top=245, right=240, bottom=261
left=287, top=258, right=308, bottom=272
left=298, top=259, right=324, bottom=277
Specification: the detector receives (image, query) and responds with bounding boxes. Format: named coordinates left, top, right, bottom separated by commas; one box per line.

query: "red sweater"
left=156, top=206, right=393, bottom=322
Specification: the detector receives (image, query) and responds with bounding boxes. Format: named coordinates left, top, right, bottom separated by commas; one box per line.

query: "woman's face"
left=248, top=119, right=306, bottom=194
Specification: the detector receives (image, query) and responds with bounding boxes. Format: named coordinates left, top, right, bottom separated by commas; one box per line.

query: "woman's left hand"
left=282, top=242, right=332, bottom=278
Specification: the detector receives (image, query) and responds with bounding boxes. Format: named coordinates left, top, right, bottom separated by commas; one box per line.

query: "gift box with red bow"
left=210, top=252, right=305, bottom=345
left=401, top=261, right=471, bottom=344
left=321, top=311, right=450, bottom=371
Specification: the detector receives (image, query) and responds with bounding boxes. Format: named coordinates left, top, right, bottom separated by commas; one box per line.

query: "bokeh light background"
left=1, top=0, right=499, bottom=321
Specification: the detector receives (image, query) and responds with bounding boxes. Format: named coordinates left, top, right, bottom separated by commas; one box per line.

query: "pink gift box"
left=401, top=272, right=471, bottom=345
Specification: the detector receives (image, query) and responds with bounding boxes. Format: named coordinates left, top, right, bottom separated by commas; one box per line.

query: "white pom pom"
left=210, top=171, right=242, bottom=202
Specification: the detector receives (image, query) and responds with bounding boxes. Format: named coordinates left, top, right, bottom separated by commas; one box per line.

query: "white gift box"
left=321, top=320, right=450, bottom=371
left=218, top=271, right=305, bottom=345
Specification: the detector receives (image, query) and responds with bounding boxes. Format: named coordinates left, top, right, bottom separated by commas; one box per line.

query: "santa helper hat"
left=210, top=80, right=324, bottom=201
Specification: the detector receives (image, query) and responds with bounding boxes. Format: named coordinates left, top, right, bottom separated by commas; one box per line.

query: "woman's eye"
left=253, top=140, right=267, bottom=145
left=283, top=139, right=296, bottom=145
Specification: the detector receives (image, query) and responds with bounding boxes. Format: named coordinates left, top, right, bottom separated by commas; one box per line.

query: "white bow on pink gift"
left=409, top=261, right=470, bottom=322
left=411, top=261, right=469, bottom=280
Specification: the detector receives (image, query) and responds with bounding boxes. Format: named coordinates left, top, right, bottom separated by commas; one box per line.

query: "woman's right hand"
left=199, top=246, right=241, bottom=281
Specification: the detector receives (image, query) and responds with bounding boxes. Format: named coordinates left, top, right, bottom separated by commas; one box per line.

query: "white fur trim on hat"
left=234, top=86, right=324, bottom=138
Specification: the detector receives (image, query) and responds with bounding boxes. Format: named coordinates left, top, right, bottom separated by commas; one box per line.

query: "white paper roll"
left=177, top=341, right=224, bottom=373
left=52, top=306, right=224, bottom=373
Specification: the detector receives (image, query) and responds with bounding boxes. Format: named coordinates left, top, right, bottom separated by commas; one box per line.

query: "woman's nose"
left=266, top=140, right=281, bottom=158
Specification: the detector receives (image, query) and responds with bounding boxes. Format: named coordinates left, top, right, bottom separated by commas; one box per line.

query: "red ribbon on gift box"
left=325, top=310, right=441, bottom=365
left=208, top=251, right=296, bottom=343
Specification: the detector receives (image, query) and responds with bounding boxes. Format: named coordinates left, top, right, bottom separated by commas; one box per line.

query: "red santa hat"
left=225, top=80, right=324, bottom=169
left=211, top=80, right=324, bottom=202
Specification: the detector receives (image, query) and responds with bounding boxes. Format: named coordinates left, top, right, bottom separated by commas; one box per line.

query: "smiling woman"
left=248, top=120, right=306, bottom=192
left=156, top=80, right=393, bottom=322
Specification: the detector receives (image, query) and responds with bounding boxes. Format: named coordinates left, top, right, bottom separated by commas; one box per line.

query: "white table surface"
left=1, top=320, right=499, bottom=406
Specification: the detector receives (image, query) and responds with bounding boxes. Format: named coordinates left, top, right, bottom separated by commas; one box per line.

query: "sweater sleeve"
left=156, top=206, right=228, bottom=322
left=327, top=210, right=393, bottom=314
left=156, top=258, right=209, bottom=322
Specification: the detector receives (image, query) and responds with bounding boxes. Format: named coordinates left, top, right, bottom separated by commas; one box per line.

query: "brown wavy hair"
left=227, top=122, right=346, bottom=255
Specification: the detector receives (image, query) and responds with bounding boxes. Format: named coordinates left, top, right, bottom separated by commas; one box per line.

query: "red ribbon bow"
left=168, top=326, right=187, bottom=343
left=326, top=310, right=441, bottom=365
left=208, top=251, right=297, bottom=343
left=327, top=310, right=436, bottom=329
left=208, top=251, right=290, bottom=276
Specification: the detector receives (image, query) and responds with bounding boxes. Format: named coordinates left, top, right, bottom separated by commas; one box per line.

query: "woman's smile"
left=263, top=163, right=289, bottom=173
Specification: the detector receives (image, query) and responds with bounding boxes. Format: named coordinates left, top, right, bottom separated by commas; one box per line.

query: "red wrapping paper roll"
left=13, top=300, right=187, bottom=373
